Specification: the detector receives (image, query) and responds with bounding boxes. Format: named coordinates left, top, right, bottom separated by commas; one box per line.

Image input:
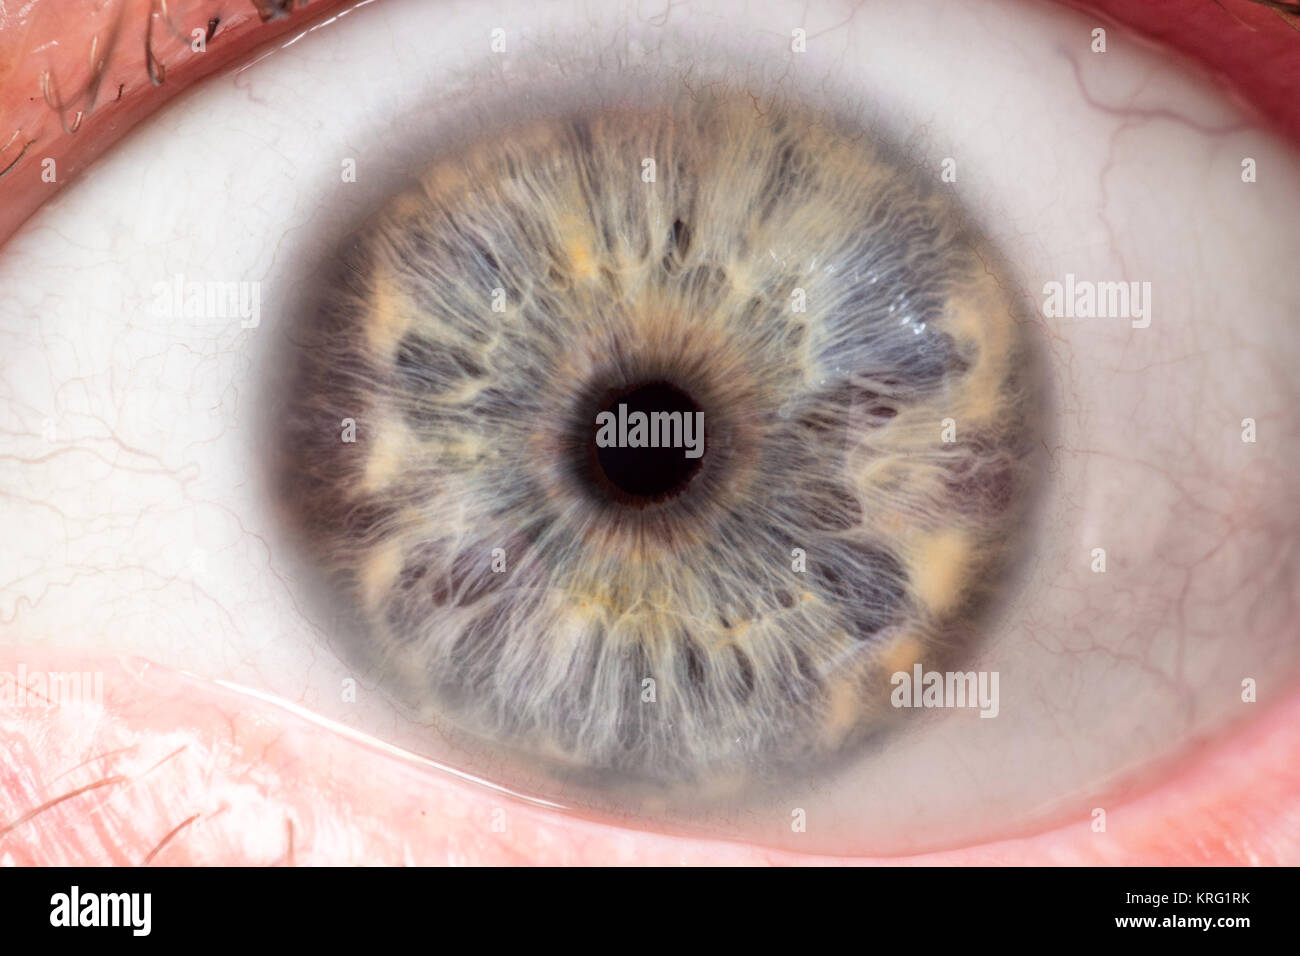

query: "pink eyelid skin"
left=1, top=0, right=1298, bottom=864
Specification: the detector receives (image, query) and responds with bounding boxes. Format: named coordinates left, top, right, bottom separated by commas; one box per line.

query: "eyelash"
left=0, top=0, right=354, bottom=198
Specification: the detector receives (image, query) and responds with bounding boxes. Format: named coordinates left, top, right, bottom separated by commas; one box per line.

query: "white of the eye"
left=0, top=0, right=1297, bottom=855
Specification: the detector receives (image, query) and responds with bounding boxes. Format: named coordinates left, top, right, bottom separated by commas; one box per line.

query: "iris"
left=278, top=93, right=1039, bottom=796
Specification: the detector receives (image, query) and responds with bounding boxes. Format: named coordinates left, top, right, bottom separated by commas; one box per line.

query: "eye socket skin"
left=2, top=0, right=1300, bottom=868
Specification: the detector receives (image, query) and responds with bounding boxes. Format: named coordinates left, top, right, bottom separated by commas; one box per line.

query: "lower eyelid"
left=3, top=647, right=1296, bottom=864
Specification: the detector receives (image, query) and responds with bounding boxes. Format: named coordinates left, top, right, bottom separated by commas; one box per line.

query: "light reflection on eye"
left=0, top=0, right=1298, bottom=864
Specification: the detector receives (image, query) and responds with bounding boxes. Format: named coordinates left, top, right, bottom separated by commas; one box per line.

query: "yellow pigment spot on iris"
left=440, top=433, right=491, bottom=463
left=363, top=418, right=412, bottom=491
left=820, top=675, right=864, bottom=746
left=910, top=528, right=974, bottom=616
left=943, top=284, right=1013, bottom=426
left=852, top=453, right=944, bottom=517
left=365, top=271, right=414, bottom=359
left=417, top=163, right=476, bottom=204
left=389, top=193, right=431, bottom=224
left=550, top=603, right=602, bottom=653
left=559, top=216, right=600, bottom=281
left=879, top=631, right=924, bottom=675
left=567, top=241, right=598, bottom=280
left=727, top=260, right=757, bottom=295
left=360, top=541, right=403, bottom=612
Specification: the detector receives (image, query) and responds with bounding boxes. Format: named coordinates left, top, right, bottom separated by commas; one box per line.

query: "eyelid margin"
left=1058, top=0, right=1300, bottom=148
left=1, top=647, right=1296, bottom=864
left=0, top=0, right=352, bottom=243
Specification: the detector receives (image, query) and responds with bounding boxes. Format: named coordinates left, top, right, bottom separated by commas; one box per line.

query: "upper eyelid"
left=1, top=0, right=1299, bottom=248
left=0, top=0, right=353, bottom=241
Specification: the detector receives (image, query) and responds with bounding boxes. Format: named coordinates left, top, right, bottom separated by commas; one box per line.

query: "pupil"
left=592, top=381, right=704, bottom=500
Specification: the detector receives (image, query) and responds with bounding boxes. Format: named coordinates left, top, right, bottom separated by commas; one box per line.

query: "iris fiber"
left=280, top=95, right=1036, bottom=793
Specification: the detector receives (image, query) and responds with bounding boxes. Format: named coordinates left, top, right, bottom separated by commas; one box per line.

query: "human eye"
left=1, top=0, right=1297, bottom=867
